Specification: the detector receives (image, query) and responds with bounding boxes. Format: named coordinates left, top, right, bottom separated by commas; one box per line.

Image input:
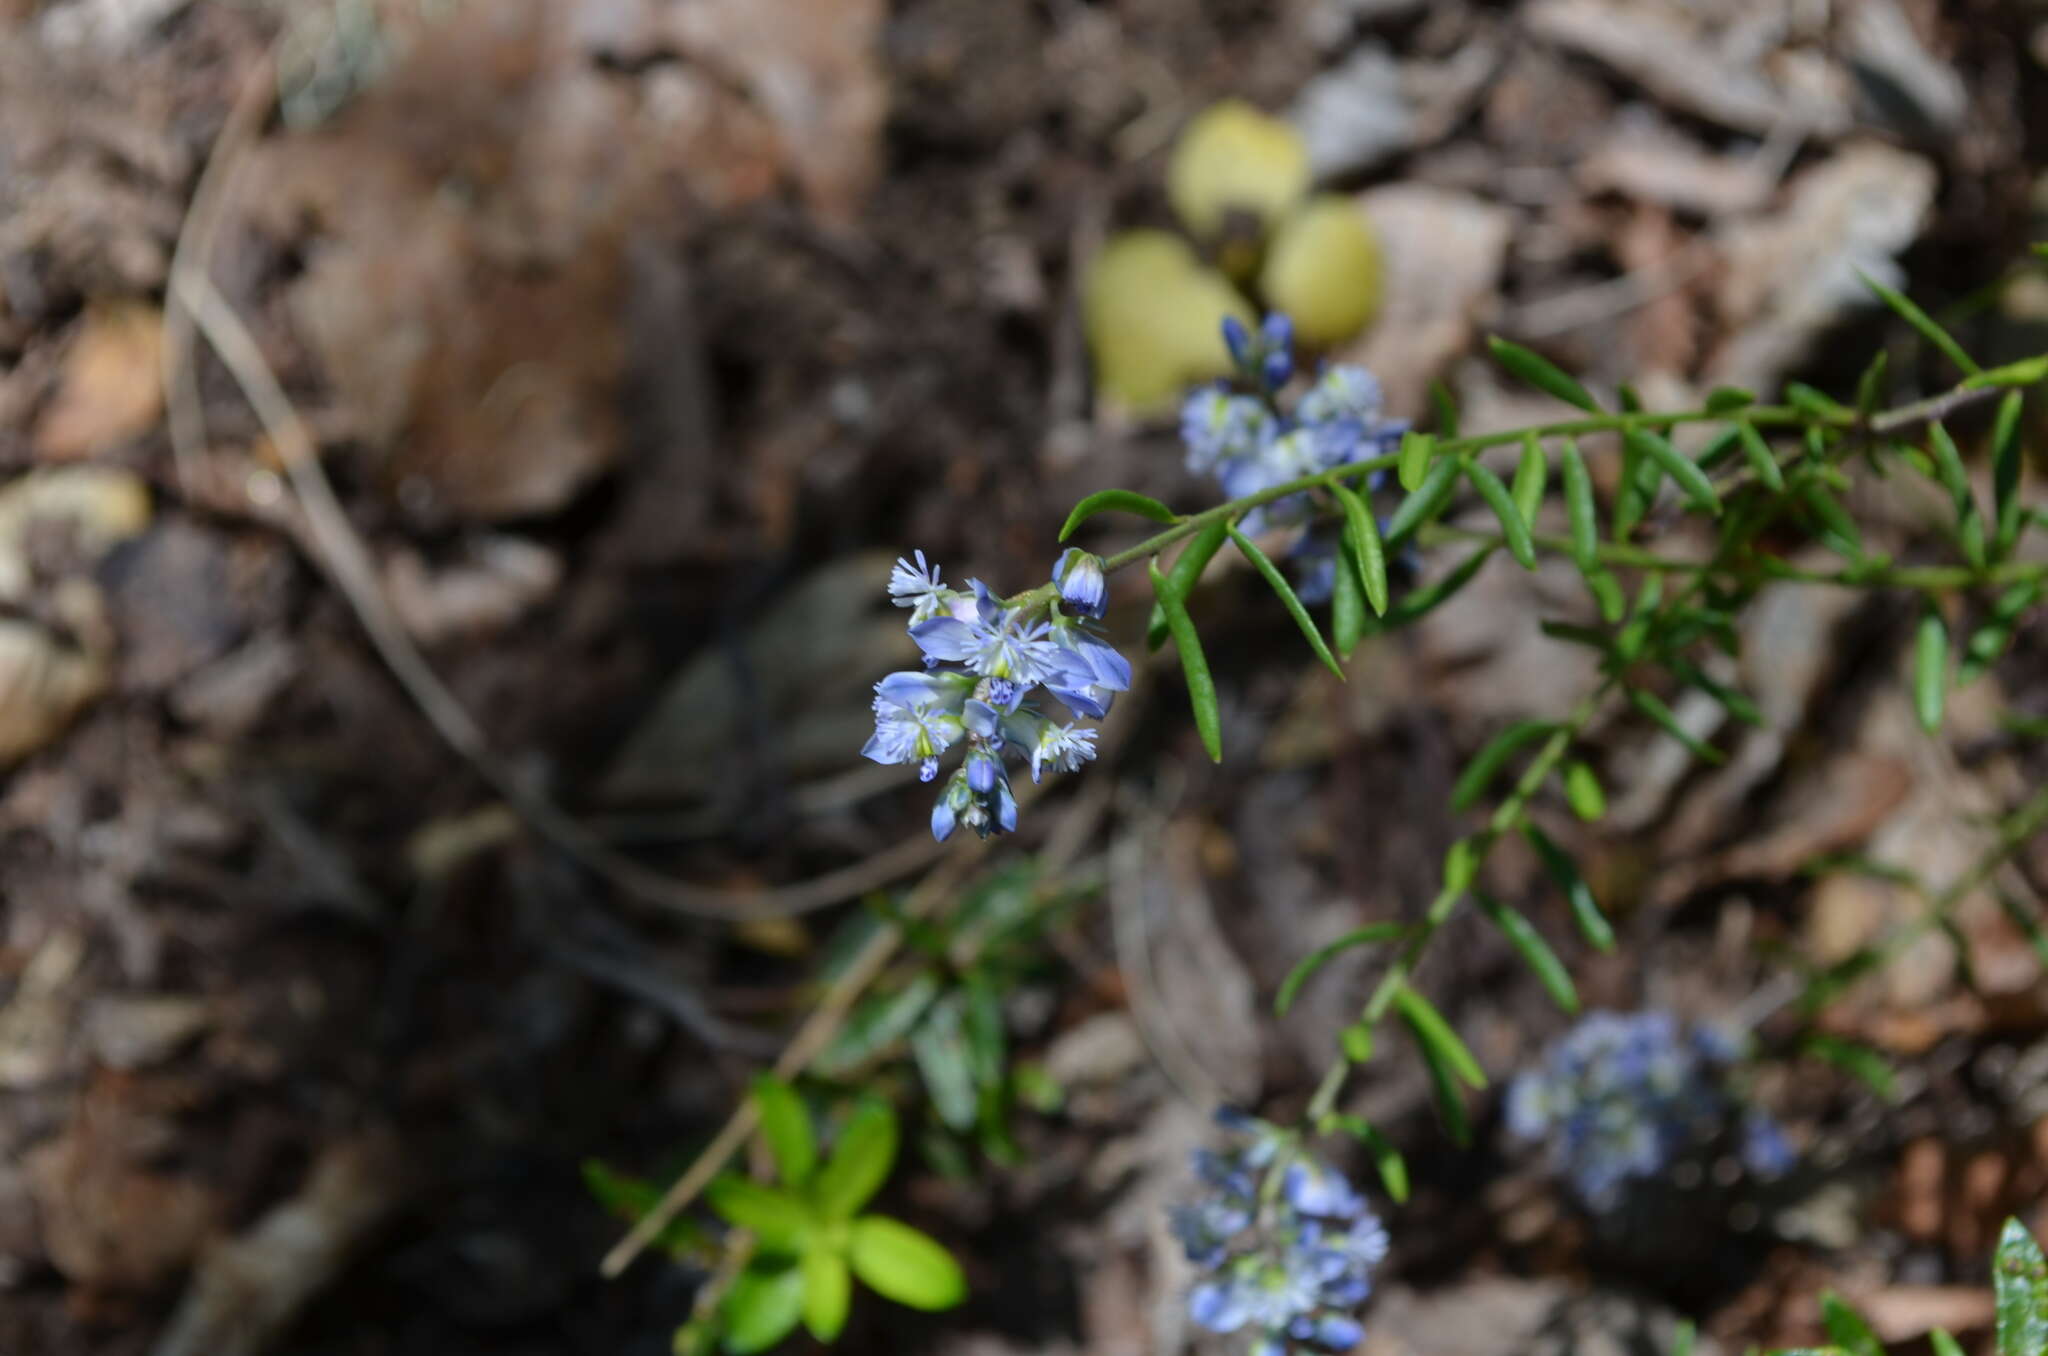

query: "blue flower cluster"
left=1178, top=315, right=1408, bottom=602
left=1505, top=1010, right=1795, bottom=1208
left=1169, top=1111, right=1388, bottom=1355
left=864, top=550, right=1129, bottom=841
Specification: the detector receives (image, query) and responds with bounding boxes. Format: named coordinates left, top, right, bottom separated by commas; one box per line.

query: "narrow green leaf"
left=1857, top=268, right=1981, bottom=376
left=1819, top=1292, right=1883, bottom=1356
left=1800, top=481, right=1862, bottom=558
left=1475, top=892, right=1579, bottom=1012
left=1442, top=837, right=1480, bottom=896
left=1994, top=1217, right=2048, bottom=1356
left=582, top=1161, right=712, bottom=1260
left=814, top=1098, right=899, bottom=1221
left=1525, top=823, right=1614, bottom=951
left=1669, top=657, right=1763, bottom=727
left=1385, top=454, right=1462, bottom=544
left=1993, top=389, right=2025, bottom=555
left=1854, top=350, right=1889, bottom=417
left=1340, top=1022, right=1376, bottom=1062
left=1331, top=538, right=1365, bottom=658
left=1672, top=1319, right=1697, bottom=1356
left=1913, top=608, right=1948, bottom=734
left=1331, top=1114, right=1410, bottom=1204
left=1564, top=760, right=1606, bottom=821
left=1927, top=1328, right=1964, bottom=1356
left=1539, top=620, right=1614, bottom=653
left=1431, top=381, right=1460, bottom=438
left=1059, top=488, right=1178, bottom=541
left=1804, top=1033, right=1899, bottom=1101
left=1585, top=567, right=1625, bottom=624
left=1964, top=354, right=2048, bottom=389
left=1147, top=519, right=1232, bottom=648
left=1462, top=456, right=1537, bottom=569
left=1375, top=544, right=1495, bottom=627
left=722, top=1261, right=807, bottom=1355
left=1694, top=424, right=1744, bottom=471
left=1332, top=481, right=1390, bottom=616
left=1628, top=427, right=1720, bottom=513
left=802, top=1250, right=853, bottom=1342
left=1487, top=335, right=1600, bottom=411
left=1227, top=524, right=1343, bottom=678
left=1561, top=438, right=1599, bottom=571
left=1513, top=433, right=1549, bottom=527
left=1737, top=421, right=1786, bottom=492
left=1451, top=720, right=1556, bottom=812
left=848, top=1216, right=967, bottom=1311
left=1613, top=434, right=1663, bottom=540
left=1150, top=558, right=1223, bottom=762
left=1786, top=381, right=1850, bottom=421
left=706, top=1177, right=813, bottom=1250
left=1414, top=1033, right=1472, bottom=1145
left=1628, top=686, right=1726, bottom=764
left=1392, top=985, right=1487, bottom=1089
left=816, top=973, right=940, bottom=1076
left=910, top=996, right=978, bottom=1131
left=752, top=1075, right=817, bottom=1186
left=1705, top=387, right=1756, bottom=414
left=1274, top=924, right=1406, bottom=1016
left=1398, top=430, right=1434, bottom=493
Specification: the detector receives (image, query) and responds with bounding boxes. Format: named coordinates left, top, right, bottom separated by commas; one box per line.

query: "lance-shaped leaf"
left=706, top=1177, right=813, bottom=1251
left=1461, top=456, right=1537, bottom=569
left=1994, top=389, right=2025, bottom=556
left=1800, top=481, right=1862, bottom=559
left=849, top=1216, right=968, bottom=1311
left=1669, top=656, right=1763, bottom=727
left=1965, top=354, right=2048, bottom=389
left=1059, top=488, right=1178, bottom=540
left=813, top=1098, right=899, bottom=1220
left=1487, top=335, right=1600, bottom=411
left=1451, top=719, right=1556, bottom=812
left=1274, top=923, right=1406, bottom=1016
left=1857, top=268, right=1981, bottom=376
left=1705, top=386, right=1756, bottom=414
left=1564, top=760, right=1606, bottom=821
left=1803, top=1033, right=1899, bottom=1101
left=1585, top=566, right=1625, bottom=624
left=1927, top=1329, right=1964, bottom=1356
left=1613, top=436, right=1662, bottom=539
left=1560, top=438, right=1599, bottom=571
left=1147, top=519, right=1231, bottom=648
left=1475, top=893, right=1578, bottom=1012
left=1431, top=380, right=1461, bottom=437
left=1819, top=1293, right=1884, bottom=1356
left=1373, top=544, right=1496, bottom=629
left=802, top=1250, right=853, bottom=1342
left=1626, top=427, right=1720, bottom=513
left=1392, top=985, right=1487, bottom=1089
left=1524, top=822, right=1614, bottom=951
left=1995, top=1218, right=2048, bottom=1356
left=722, top=1262, right=808, bottom=1355
left=1927, top=420, right=1986, bottom=567
left=1786, top=381, right=1850, bottom=422
left=752, top=1075, right=817, bottom=1186
left=1914, top=609, right=1949, bottom=733
left=1331, top=539, right=1365, bottom=658
left=1398, top=429, right=1435, bottom=493
left=910, top=995, right=978, bottom=1131
left=1736, top=421, right=1786, bottom=492
left=1854, top=350, right=1889, bottom=417
left=1960, top=582, right=2042, bottom=685
left=1150, top=558, right=1223, bottom=762
left=1628, top=686, right=1726, bottom=764
left=1512, top=433, right=1549, bottom=527
left=1331, top=1113, right=1410, bottom=1204
left=1693, top=424, right=1744, bottom=471
left=1227, top=523, right=1342, bottom=677
left=1385, top=454, right=1462, bottom=544
left=1332, top=480, right=1390, bottom=615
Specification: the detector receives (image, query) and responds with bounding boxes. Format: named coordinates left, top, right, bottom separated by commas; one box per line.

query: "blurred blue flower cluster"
left=1505, top=1010, right=1794, bottom=1208
left=1178, top=315, right=1408, bottom=601
left=864, top=550, right=1130, bottom=841
left=1169, top=1110, right=1388, bottom=1355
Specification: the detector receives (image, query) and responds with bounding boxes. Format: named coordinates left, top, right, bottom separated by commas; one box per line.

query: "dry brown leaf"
left=0, top=585, right=114, bottom=768
left=32, top=301, right=165, bottom=461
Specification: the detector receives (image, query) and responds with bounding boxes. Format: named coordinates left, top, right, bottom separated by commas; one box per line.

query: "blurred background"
left=2, top=0, right=2047, bottom=1353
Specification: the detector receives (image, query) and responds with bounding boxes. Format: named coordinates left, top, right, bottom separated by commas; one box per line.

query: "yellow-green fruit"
left=1167, top=99, right=1310, bottom=241
left=1260, top=196, right=1384, bottom=347
left=1085, top=229, right=1255, bottom=412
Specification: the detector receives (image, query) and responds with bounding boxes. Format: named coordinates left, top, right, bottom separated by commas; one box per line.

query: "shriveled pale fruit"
left=1167, top=100, right=1310, bottom=241
left=1260, top=195, right=1383, bottom=347
left=1084, top=230, right=1253, bottom=413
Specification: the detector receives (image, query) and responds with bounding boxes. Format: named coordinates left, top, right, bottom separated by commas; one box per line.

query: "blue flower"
left=1508, top=1009, right=1792, bottom=1208
left=1052, top=547, right=1108, bottom=618
left=1182, top=387, right=1278, bottom=476
left=1297, top=366, right=1384, bottom=426
left=872, top=550, right=1130, bottom=841
left=1172, top=1110, right=1386, bottom=1354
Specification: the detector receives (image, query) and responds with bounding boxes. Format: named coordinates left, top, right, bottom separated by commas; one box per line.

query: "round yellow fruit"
left=1167, top=100, right=1311, bottom=242
left=1260, top=195, right=1383, bottom=347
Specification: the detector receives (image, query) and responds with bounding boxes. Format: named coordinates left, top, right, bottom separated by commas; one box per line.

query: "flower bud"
left=1052, top=547, right=1108, bottom=618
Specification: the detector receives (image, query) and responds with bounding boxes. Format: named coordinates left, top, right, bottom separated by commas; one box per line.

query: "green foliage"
left=1761, top=1223, right=2047, bottom=1356
left=1150, top=557, right=1223, bottom=762
left=702, top=1090, right=964, bottom=1352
